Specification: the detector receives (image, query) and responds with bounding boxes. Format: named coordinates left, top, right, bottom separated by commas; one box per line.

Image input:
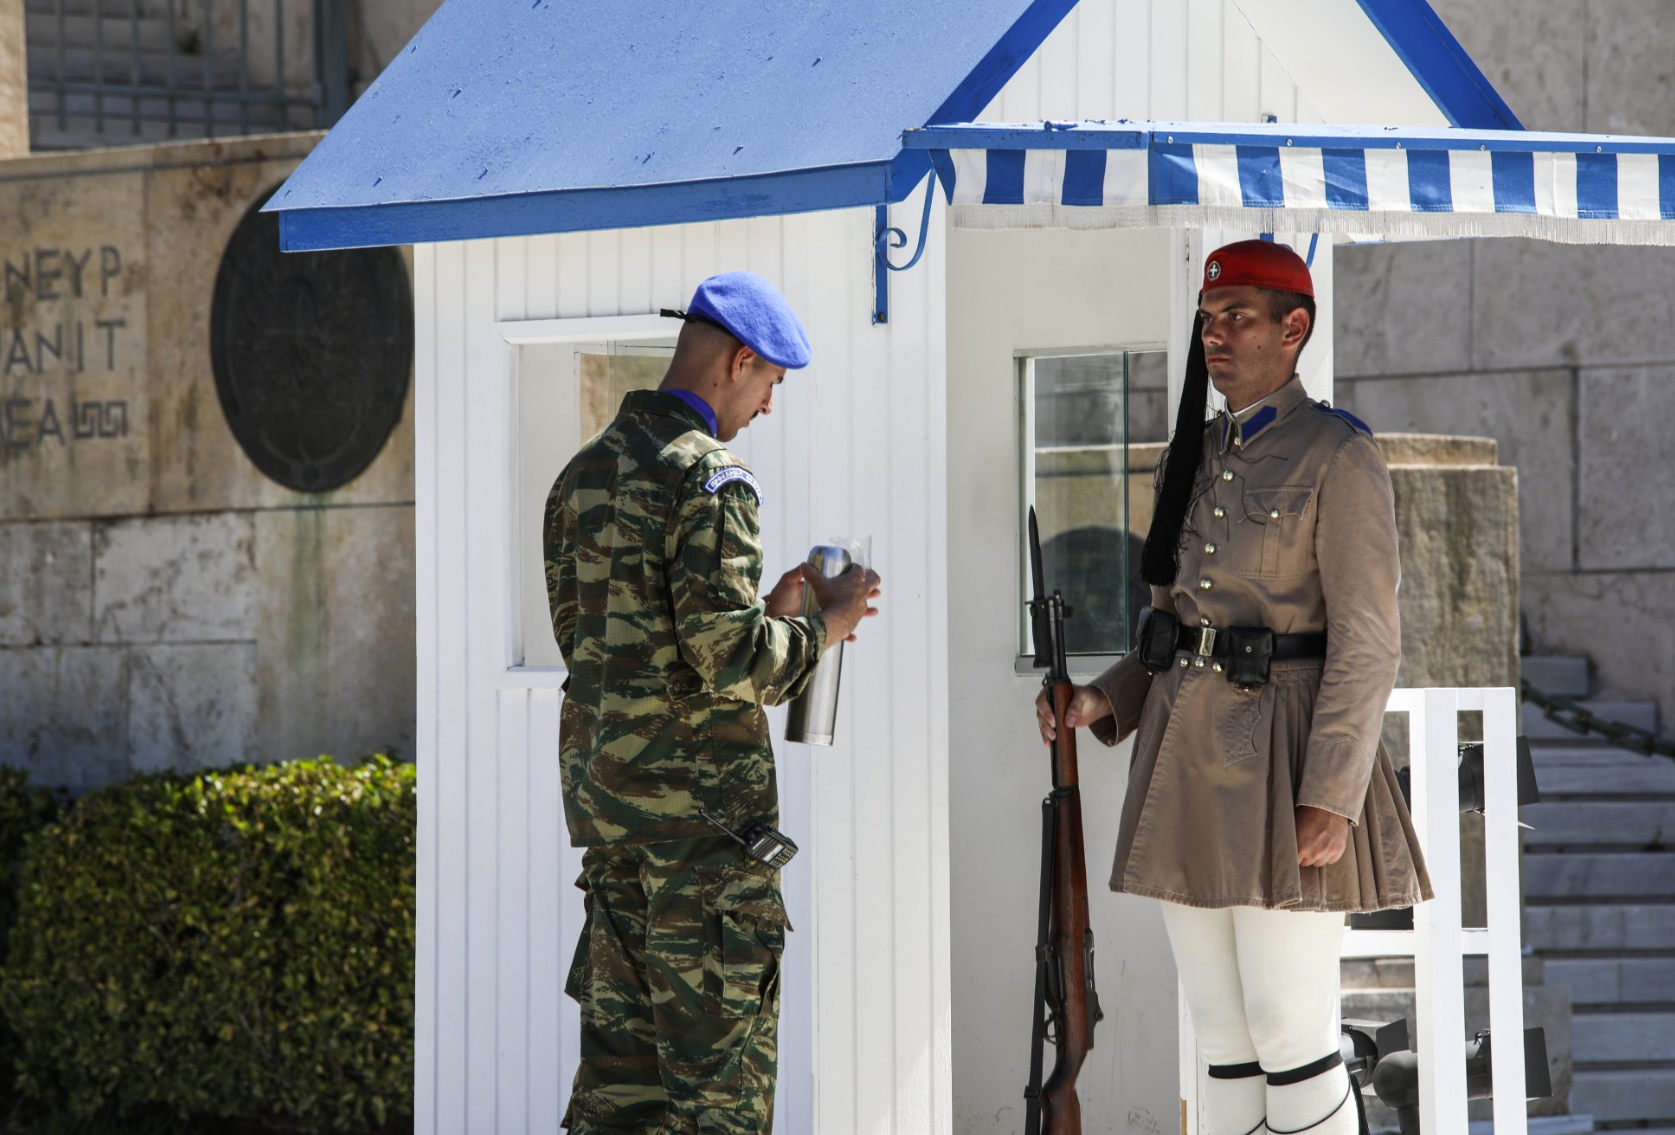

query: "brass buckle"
left=1196, top=626, right=1219, bottom=657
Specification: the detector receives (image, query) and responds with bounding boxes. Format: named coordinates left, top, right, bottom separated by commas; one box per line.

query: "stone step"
left=1574, top=1012, right=1675, bottom=1063
left=1534, top=745, right=1674, bottom=762
left=1469, top=1117, right=1596, bottom=1135
left=1522, top=801, right=1675, bottom=847
left=1527, top=905, right=1675, bottom=953
left=1527, top=752, right=1675, bottom=797
left=1342, top=956, right=1415, bottom=991
left=1524, top=700, right=1660, bottom=742
left=1547, top=958, right=1675, bottom=1006
left=1341, top=955, right=1544, bottom=992
left=1570, top=1067, right=1675, bottom=1122
left=1525, top=853, right=1675, bottom=901
left=1524, top=656, right=1594, bottom=699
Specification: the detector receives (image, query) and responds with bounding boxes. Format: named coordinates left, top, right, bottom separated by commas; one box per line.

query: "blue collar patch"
left=703, top=466, right=763, bottom=504
left=1242, top=405, right=1278, bottom=440
left=1310, top=403, right=1375, bottom=437
left=1222, top=403, right=1281, bottom=449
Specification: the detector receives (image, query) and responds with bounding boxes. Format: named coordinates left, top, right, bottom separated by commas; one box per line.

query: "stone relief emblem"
left=210, top=189, right=412, bottom=493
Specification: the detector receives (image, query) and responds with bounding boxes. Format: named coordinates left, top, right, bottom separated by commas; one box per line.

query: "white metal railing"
left=1180, top=686, right=1529, bottom=1135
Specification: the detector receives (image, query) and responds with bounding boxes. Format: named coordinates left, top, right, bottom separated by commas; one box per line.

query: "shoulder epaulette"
left=1310, top=401, right=1374, bottom=437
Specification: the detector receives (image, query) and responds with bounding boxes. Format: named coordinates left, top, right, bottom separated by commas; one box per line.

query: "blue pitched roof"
left=1354, top=0, right=1520, bottom=129
left=269, top=0, right=1079, bottom=250
left=269, top=0, right=1517, bottom=251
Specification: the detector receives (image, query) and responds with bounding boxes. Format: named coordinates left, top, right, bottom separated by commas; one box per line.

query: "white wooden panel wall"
left=942, top=5, right=1335, bottom=1134
left=413, top=201, right=950, bottom=1135
left=980, top=0, right=1324, bottom=126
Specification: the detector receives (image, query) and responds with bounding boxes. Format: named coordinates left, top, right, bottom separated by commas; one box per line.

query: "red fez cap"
left=1202, top=239, right=1313, bottom=298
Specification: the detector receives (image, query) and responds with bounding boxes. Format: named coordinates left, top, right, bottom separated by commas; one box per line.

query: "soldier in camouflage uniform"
left=545, top=271, right=881, bottom=1135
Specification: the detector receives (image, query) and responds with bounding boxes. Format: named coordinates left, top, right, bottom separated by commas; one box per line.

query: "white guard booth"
left=266, top=1, right=1675, bottom=1132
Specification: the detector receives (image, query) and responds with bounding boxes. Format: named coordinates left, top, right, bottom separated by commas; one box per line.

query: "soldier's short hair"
left=1256, top=288, right=1316, bottom=356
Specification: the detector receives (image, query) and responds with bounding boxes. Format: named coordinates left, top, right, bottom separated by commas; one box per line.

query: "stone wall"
left=0, top=133, right=416, bottom=789
left=1334, top=0, right=1675, bottom=730
left=0, top=0, right=24, bottom=157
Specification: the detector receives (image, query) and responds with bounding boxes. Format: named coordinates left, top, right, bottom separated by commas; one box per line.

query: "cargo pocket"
left=1221, top=687, right=1264, bottom=766
left=699, top=866, right=789, bottom=1019
left=1239, top=486, right=1314, bottom=579
left=563, top=871, right=593, bottom=1010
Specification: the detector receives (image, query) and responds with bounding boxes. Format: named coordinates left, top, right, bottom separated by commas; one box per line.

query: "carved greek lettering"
left=36, top=399, right=63, bottom=445
left=100, top=247, right=121, bottom=297
left=4, top=399, right=32, bottom=449
left=72, top=399, right=99, bottom=439
left=35, top=326, right=62, bottom=370
left=35, top=250, right=62, bottom=301
left=94, top=318, right=125, bottom=370
left=4, top=330, right=28, bottom=374
left=63, top=249, right=92, bottom=297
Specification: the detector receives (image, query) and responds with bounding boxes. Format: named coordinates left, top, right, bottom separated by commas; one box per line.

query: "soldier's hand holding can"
left=764, top=564, right=815, bottom=618
left=807, top=564, right=881, bottom=645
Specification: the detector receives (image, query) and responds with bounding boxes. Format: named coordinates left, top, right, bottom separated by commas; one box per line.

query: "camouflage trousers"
left=562, top=835, right=788, bottom=1135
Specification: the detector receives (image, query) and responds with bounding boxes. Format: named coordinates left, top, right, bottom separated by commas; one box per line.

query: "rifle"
left=1024, top=507, right=1104, bottom=1135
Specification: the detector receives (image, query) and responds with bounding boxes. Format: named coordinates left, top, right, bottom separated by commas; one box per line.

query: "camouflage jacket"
left=544, top=390, right=828, bottom=846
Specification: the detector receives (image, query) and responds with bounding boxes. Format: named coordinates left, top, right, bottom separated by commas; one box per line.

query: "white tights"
left=1161, top=902, right=1359, bottom=1135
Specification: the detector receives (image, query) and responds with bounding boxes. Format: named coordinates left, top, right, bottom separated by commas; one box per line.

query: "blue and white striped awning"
left=903, top=121, right=1675, bottom=245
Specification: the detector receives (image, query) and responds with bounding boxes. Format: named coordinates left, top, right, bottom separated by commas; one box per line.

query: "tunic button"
left=1212, top=662, right=1224, bottom=673
left=1221, top=470, right=1235, bottom=482
left=1199, top=578, right=1213, bottom=591
left=1178, top=657, right=1190, bottom=669
left=1269, top=508, right=1281, bottom=520
left=1213, top=506, right=1227, bottom=519
left=1199, top=616, right=1212, bottom=627
left=1205, top=542, right=1217, bottom=555
left=1233, top=436, right=1243, bottom=447
left=1193, top=657, right=1207, bottom=669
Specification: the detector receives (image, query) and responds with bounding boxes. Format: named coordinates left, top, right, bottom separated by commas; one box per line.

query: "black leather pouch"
left=1134, top=606, right=1178, bottom=674
left=1224, top=626, right=1275, bottom=688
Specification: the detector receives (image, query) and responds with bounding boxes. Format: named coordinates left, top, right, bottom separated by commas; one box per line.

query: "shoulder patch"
left=1310, top=402, right=1374, bottom=437
left=703, top=465, right=763, bottom=503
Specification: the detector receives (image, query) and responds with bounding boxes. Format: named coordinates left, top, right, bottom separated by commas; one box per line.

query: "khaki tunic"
left=1089, top=376, right=1433, bottom=913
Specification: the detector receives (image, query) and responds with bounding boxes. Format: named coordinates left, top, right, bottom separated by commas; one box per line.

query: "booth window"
left=1019, top=350, right=1166, bottom=662
left=518, top=340, right=675, bottom=668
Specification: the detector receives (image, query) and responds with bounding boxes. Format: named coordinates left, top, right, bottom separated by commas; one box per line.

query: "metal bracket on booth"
left=1258, top=230, right=1320, bottom=267
left=872, top=174, right=936, bottom=325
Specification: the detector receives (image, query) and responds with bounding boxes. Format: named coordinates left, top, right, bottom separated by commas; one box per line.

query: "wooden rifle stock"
left=1024, top=508, right=1103, bottom=1135
left=1041, top=680, right=1096, bottom=1133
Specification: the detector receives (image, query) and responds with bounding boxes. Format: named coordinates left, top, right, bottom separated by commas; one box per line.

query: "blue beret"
left=684, top=271, right=811, bottom=369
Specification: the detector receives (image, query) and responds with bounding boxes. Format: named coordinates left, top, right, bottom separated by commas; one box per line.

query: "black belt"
left=1173, top=625, right=1327, bottom=660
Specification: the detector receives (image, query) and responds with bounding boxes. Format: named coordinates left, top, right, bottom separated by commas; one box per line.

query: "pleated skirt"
left=1109, top=658, right=1435, bottom=913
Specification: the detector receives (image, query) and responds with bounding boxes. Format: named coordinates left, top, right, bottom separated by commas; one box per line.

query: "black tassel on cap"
left=1141, top=312, right=1210, bottom=587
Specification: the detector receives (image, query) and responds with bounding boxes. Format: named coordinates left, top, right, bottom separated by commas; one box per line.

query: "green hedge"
left=0, top=767, right=63, bottom=1114
left=0, top=757, right=415, bottom=1134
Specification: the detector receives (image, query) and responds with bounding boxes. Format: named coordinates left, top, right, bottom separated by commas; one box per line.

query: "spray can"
left=784, top=544, right=852, bottom=746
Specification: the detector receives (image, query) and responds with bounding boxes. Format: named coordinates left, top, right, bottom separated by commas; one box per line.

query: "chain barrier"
left=1520, top=678, right=1675, bottom=760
